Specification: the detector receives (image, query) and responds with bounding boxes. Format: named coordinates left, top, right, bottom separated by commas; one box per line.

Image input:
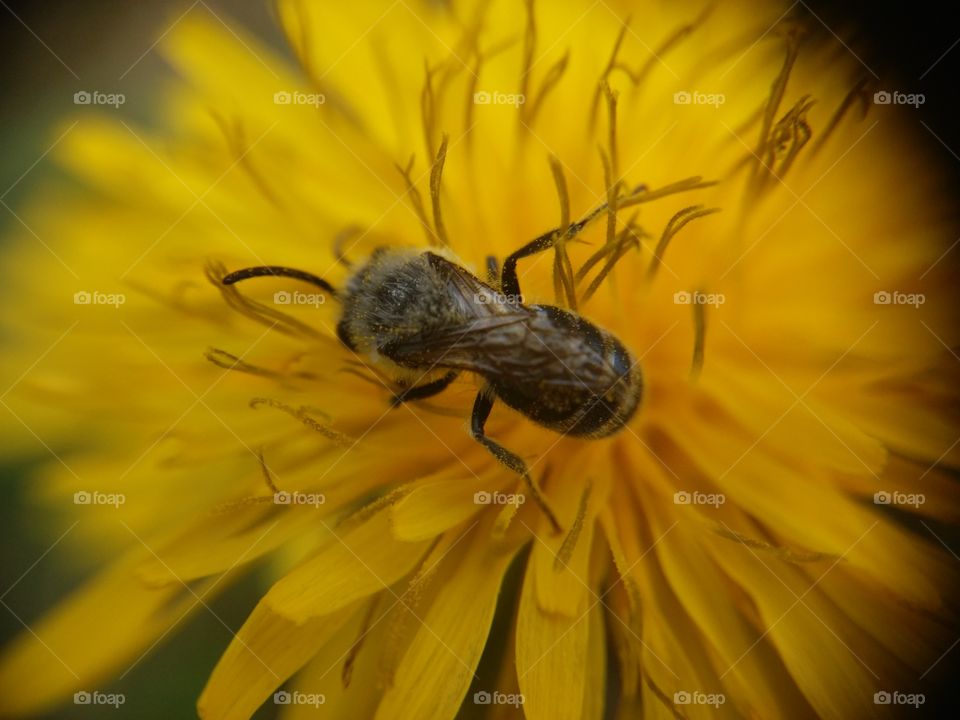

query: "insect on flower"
left=221, top=193, right=646, bottom=534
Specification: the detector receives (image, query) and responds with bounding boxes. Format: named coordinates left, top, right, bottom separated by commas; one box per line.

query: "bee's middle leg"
left=390, top=370, right=459, bottom=408
left=470, top=391, right=563, bottom=534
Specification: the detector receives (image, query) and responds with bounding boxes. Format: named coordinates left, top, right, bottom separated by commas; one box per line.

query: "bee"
left=222, top=203, right=643, bottom=533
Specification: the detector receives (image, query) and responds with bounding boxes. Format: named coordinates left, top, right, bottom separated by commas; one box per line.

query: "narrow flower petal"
left=374, top=523, right=524, bottom=720
left=198, top=602, right=355, bottom=719
left=264, top=510, right=431, bottom=624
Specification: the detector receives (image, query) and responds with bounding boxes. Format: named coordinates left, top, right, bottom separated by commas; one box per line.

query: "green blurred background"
left=0, top=2, right=289, bottom=717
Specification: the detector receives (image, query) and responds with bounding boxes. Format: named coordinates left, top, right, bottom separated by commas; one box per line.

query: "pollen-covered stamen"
left=548, top=155, right=578, bottom=309
left=644, top=675, right=685, bottom=717
left=554, top=483, right=591, bottom=570
left=332, top=225, right=364, bottom=268
left=578, top=215, right=644, bottom=305
left=751, top=25, right=804, bottom=186
left=517, top=0, right=570, bottom=131
left=589, top=22, right=630, bottom=130
left=519, top=0, right=536, bottom=119
left=712, top=524, right=841, bottom=563
left=429, top=134, right=450, bottom=247
left=210, top=113, right=282, bottom=208
left=524, top=50, right=570, bottom=129
left=614, top=4, right=714, bottom=91
left=617, top=175, right=717, bottom=208
left=601, top=83, right=622, bottom=198
left=342, top=592, right=383, bottom=688
left=811, top=77, right=871, bottom=157
left=249, top=397, right=352, bottom=445
left=377, top=531, right=448, bottom=686
left=463, top=36, right=518, bottom=143
left=211, top=448, right=281, bottom=514
left=572, top=142, right=640, bottom=305
left=576, top=210, right=642, bottom=282
left=205, top=347, right=318, bottom=380
left=690, top=290, right=706, bottom=379
left=205, top=261, right=326, bottom=340
left=394, top=155, right=434, bottom=246
left=421, top=60, right=439, bottom=161
left=419, top=54, right=463, bottom=161
left=759, top=95, right=815, bottom=187
left=645, top=205, right=721, bottom=280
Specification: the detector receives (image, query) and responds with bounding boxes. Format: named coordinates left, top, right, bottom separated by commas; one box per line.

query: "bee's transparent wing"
left=383, top=252, right=556, bottom=374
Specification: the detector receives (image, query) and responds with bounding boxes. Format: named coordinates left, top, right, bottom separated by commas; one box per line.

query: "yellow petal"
left=198, top=601, right=355, bottom=719
left=390, top=469, right=506, bottom=542
left=516, top=544, right=591, bottom=720
left=278, top=596, right=389, bottom=719
left=264, top=509, right=430, bottom=623
left=374, top=521, right=524, bottom=720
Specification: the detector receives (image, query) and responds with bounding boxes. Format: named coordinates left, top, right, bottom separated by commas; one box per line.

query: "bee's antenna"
left=221, top=266, right=339, bottom=300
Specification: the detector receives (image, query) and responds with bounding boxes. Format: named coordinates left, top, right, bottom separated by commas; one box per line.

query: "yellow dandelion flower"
left=1, top=1, right=958, bottom=719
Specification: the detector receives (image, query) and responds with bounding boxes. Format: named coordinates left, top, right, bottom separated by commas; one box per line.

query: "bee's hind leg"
left=470, top=391, right=563, bottom=534
left=390, top=370, right=459, bottom=408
